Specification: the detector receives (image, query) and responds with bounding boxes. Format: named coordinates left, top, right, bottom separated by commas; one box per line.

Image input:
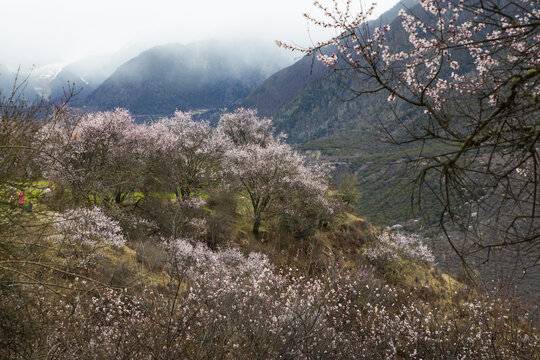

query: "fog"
left=1, top=0, right=399, bottom=70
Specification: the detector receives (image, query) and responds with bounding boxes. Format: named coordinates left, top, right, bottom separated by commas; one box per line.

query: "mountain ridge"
left=79, top=39, right=291, bottom=115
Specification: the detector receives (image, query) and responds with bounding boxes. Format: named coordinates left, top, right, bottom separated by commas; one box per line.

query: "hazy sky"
left=1, top=0, right=399, bottom=69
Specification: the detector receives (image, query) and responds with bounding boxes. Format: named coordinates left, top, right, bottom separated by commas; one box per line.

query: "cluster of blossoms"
left=217, top=108, right=277, bottom=147
left=50, top=206, right=126, bottom=269
left=281, top=0, right=539, bottom=112
left=42, top=108, right=147, bottom=197
left=364, top=232, right=436, bottom=265
left=164, top=238, right=275, bottom=283
left=148, top=111, right=228, bottom=197
left=317, top=53, right=338, bottom=66
left=46, top=286, right=149, bottom=359
left=52, top=206, right=126, bottom=248
left=37, top=241, right=540, bottom=359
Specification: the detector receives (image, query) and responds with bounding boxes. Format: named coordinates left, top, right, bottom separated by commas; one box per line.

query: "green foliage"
left=336, top=172, right=361, bottom=206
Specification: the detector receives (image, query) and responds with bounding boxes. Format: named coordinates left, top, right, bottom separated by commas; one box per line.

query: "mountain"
left=241, top=54, right=330, bottom=119
left=26, top=63, right=65, bottom=98
left=84, top=39, right=291, bottom=116
left=48, top=43, right=152, bottom=104
left=48, top=58, right=105, bottom=102
left=242, top=0, right=420, bottom=143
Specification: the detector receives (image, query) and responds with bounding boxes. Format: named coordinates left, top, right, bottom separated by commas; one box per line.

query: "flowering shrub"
left=42, top=108, right=148, bottom=203
left=106, top=209, right=158, bottom=243
left=217, top=107, right=276, bottom=147
left=144, top=196, right=208, bottom=240
left=354, top=294, right=540, bottom=359
left=46, top=287, right=150, bottom=359
left=33, top=242, right=539, bottom=359
left=364, top=232, right=436, bottom=265
left=164, top=238, right=273, bottom=281
left=51, top=206, right=126, bottom=269
left=162, top=240, right=381, bottom=358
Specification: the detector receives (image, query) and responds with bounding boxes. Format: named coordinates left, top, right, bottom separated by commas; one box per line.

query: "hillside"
left=2, top=0, right=539, bottom=357
left=239, top=0, right=540, bottom=306
left=1, top=78, right=538, bottom=359
left=241, top=53, right=330, bottom=118
left=9, top=182, right=537, bottom=359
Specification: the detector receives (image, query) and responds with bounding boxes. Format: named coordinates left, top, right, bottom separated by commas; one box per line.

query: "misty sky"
left=2, top=0, right=399, bottom=69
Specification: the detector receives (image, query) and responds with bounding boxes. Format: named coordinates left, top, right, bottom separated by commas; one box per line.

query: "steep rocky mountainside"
left=83, top=40, right=290, bottom=115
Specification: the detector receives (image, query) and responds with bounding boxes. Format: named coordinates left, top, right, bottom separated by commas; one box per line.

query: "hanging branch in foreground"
left=278, top=0, right=539, bottom=268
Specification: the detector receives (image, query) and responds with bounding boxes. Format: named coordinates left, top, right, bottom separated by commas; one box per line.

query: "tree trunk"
left=252, top=216, right=261, bottom=236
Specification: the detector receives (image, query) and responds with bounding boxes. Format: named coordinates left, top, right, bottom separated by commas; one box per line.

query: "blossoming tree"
left=147, top=111, right=227, bottom=198
left=220, top=109, right=332, bottom=235
left=44, top=108, right=147, bottom=204
left=217, top=108, right=276, bottom=147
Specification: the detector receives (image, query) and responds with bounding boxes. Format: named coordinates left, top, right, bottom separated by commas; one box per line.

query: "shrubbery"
left=51, top=206, right=126, bottom=269
left=17, top=241, right=540, bottom=359
left=364, top=232, right=436, bottom=266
